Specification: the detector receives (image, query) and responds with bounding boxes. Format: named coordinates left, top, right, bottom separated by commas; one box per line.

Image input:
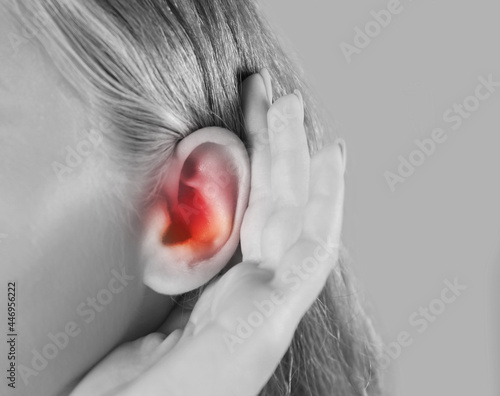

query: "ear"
left=140, top=127, right=250, bottom=295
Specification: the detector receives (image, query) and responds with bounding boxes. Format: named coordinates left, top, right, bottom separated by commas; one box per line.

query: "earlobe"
left=141, top=127, right=250, bottom=295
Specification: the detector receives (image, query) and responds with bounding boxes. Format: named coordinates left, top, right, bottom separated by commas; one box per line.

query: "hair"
left=6, top=0, right=384, bottom=394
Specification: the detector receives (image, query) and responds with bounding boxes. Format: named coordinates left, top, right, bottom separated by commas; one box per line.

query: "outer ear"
left=141, top=127, right=250, bottom=295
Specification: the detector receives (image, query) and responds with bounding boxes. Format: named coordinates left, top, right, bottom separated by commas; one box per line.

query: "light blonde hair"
left=6, top=0, right=384, bottom=394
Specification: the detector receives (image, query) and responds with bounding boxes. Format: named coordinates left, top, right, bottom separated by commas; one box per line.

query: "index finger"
left=241, top=71, right=272, bottom=204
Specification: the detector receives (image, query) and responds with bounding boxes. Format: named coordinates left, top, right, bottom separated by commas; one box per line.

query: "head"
left=0, top=0, right=383, bottom=395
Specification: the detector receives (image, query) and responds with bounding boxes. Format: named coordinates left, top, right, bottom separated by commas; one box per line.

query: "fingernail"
left=336, top=138, right=346, bottom=172
left=293, top=89, right=304, bottom=113
left=259, top=68, right=273, bottom=104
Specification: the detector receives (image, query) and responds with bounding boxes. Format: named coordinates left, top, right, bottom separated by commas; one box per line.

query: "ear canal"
left=161, top=143, right=238, bottom=260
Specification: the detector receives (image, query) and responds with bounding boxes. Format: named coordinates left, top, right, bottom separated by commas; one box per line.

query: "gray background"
left=262, top=1, right=499, bottom=395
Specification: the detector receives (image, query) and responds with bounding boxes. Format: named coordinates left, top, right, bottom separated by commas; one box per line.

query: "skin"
left=0, top=11, right=171, bottom=396
left=71, top=71, right=346, bottom=396
left=0, top=8, right=346, bottom=396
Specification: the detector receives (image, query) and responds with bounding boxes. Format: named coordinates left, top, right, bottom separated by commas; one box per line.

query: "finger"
left=267, top=90, right=310, bottom=208
left=260, top=206, right=302, bottom=269
left=241, top=70, right=272, bottom=204
left=302, top=139, right=345, bottom=244
left=273, top=140, right=345, bottom=315
left=121, top=321, right=281, bottom=396
left=69, top=333, right=168, bottom=396
left=259, top=67, right=273, bottom=104
left=240, top=69, right=274, bottom=261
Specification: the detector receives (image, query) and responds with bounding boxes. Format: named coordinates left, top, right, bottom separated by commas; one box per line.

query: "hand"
left=70, top=69, right=345, bottom=396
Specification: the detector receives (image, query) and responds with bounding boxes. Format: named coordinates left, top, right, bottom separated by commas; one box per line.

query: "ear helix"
left=141, top=127, right=250, bottom=294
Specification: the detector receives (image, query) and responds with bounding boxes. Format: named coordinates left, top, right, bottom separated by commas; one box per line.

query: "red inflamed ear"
left=141, top=127, right=250, bottom=295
